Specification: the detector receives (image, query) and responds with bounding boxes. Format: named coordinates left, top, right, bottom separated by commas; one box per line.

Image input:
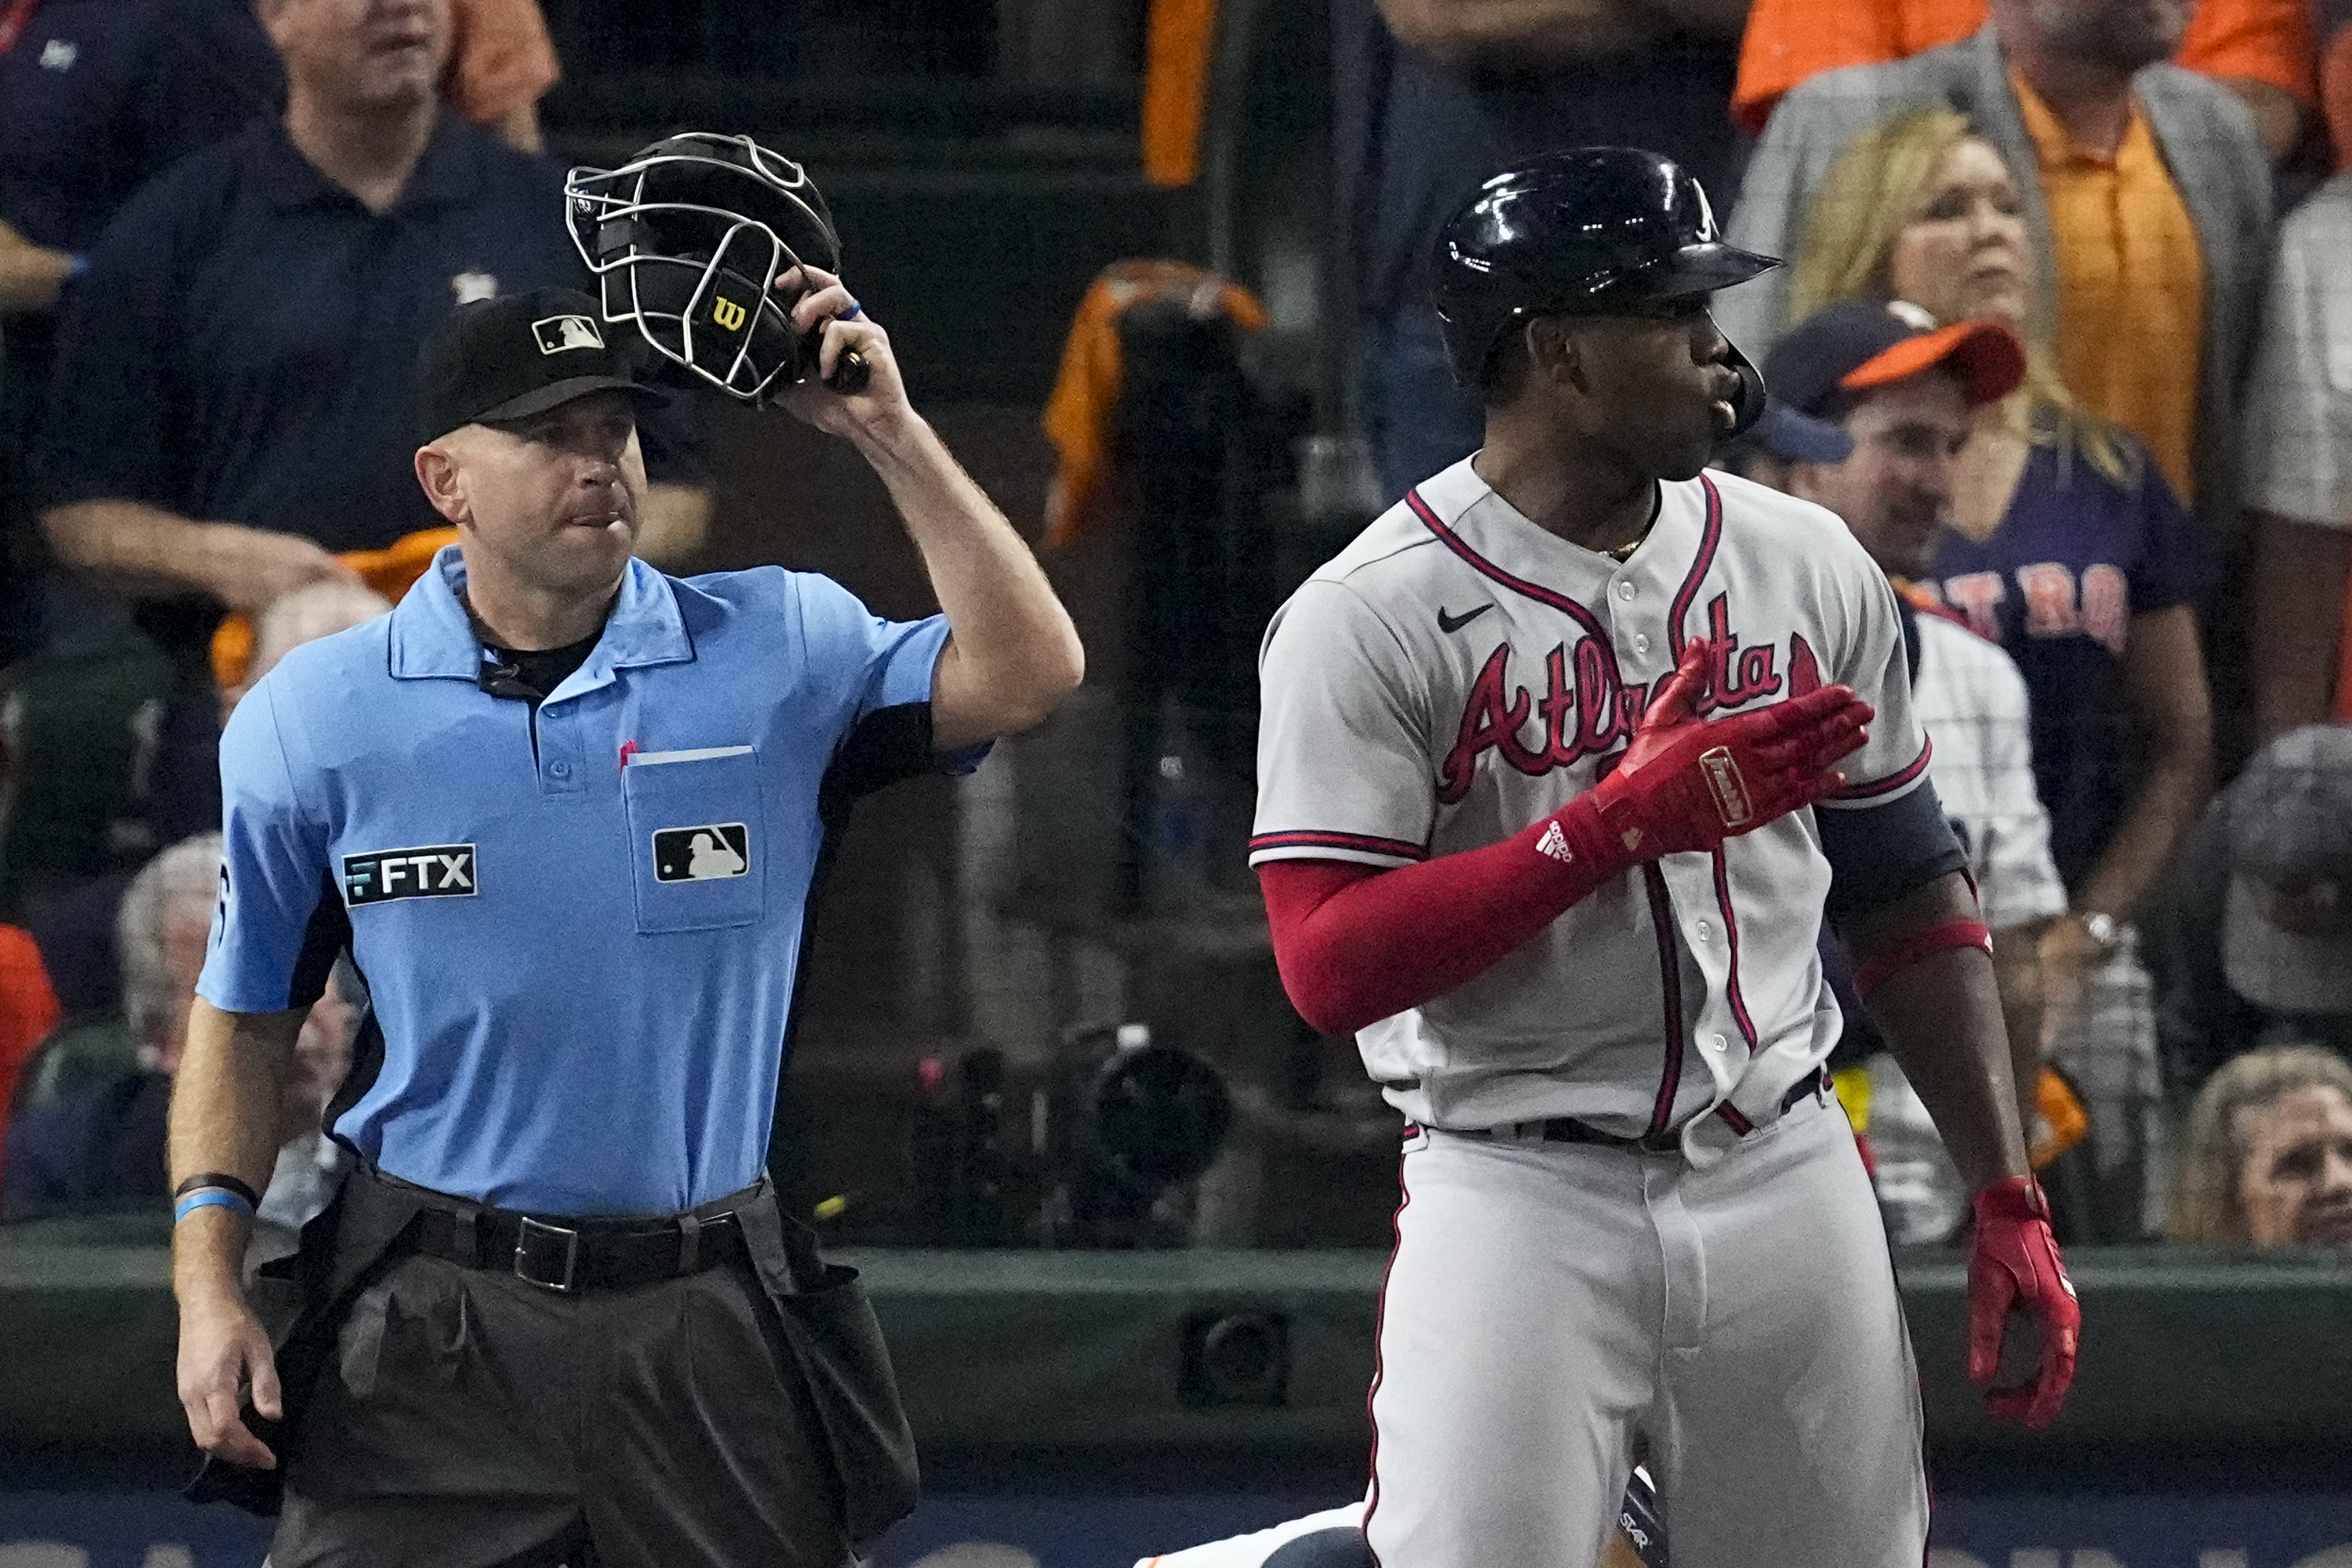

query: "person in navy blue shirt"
left=35, top=0, right=709, bottom=632
left=1929, top=442, right=2217, bottom=898
left=0, top=0, right=554, bottom=334
left=0, top=0, right=561, bottom=657
left=0, top=0, right=276, bottom=297
left=0, top=0, right=275, bottom=659
left=28, top=0, right=704, bottom=872
left=1925, top=435, right=2216, bottom=1240
left=167, top=279, right=1083, bottom=1562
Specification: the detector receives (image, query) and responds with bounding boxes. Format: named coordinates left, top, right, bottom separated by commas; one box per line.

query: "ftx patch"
left=345, top=845, right=478, bottom=905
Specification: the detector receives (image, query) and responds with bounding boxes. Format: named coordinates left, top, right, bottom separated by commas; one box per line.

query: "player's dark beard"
left=1633, top=398, right=1719, bottom=483
left=1603, top=383, right=1715, bottom=483
left=1578, top=409, right=1709, bottom=487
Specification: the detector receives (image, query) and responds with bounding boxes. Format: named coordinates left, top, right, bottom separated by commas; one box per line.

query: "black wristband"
left=172, top=1171, right=261, bottom=1207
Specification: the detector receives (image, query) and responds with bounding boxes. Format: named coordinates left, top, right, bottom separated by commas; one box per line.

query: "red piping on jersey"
left=1249, top=829, right=1429, bottom=862
left=1641, top=865, right=1686, bottom=1141
left=1362, top=1144, right=1414, bottom=1568
left=1716, top=1102, right=1757, bottom=1135
left=1825, top=737, right=1934, bottom=801
left=1710, top=847, right=1761, bottom=1054
left=1665, top=473, right=1727, bottom=663
left=1404, top=487, right=1618, bottom=650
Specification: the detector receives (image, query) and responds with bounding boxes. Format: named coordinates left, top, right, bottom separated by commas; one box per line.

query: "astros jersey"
left=1250, top=457, right=1932, bottom=1142
left=198, top=547, right=962, bottom=1215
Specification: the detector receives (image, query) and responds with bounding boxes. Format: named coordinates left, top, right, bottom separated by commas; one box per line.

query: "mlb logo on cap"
left=416, top=286, right=667, bottom=442
left=533, top=315, right=604, bottom=354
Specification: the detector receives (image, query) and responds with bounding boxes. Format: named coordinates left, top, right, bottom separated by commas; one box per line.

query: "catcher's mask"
left=565, top=132, right=841, bottom=403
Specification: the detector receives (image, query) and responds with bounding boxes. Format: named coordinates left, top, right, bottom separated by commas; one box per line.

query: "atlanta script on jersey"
left=1250, top=457, right=1932, bottom=1146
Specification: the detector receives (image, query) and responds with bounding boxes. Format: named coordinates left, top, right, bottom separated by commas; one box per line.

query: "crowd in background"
left=0, top=0, right=2346, bottom=1256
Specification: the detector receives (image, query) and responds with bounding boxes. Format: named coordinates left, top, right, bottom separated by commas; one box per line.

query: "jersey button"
left=1633, top=633, right=1652, bottom=654
left=1695, top=919, right=1713, bottom=941
left=548, top=761, right=572, bottom=778
left=1615, top=581, right=1636, bottom=601
left=1705, top=1033, right=1728, bottom=1053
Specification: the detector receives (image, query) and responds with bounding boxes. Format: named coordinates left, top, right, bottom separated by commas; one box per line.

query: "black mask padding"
left=605, top=250, right=797, bottom=395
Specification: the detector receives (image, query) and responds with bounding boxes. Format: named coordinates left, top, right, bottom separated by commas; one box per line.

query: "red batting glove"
left=1585, top=638, right=1873, bottom=860
left=1966, top=1175, right=2081, bottom=1429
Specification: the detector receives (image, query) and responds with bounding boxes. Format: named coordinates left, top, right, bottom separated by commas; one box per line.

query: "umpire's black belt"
left=404, top=1185, right=756, bottom=1294
left=197, top=1162, right=920, bottom=1547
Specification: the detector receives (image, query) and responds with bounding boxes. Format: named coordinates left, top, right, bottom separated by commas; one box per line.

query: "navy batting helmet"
left=564, top=133, right=842, bottom=403
left=1432, top=147, right=1779, bottom=427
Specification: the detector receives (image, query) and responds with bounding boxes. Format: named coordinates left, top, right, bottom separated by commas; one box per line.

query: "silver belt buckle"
left=514, top=1215, right=581, bottom=1291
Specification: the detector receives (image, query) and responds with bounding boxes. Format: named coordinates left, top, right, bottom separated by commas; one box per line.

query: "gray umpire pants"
left=267, top=1250, right=851, bottom=1568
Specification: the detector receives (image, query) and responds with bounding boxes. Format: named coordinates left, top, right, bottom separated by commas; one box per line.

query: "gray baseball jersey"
left=1250, top=457, right=1932, bottom=1144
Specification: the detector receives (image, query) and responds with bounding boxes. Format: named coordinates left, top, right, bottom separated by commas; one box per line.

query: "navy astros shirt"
left=1925, top=439, right=2215, bottom=892
left=39, top=112, right=603, bottom=554
left=198, top=549, right=975, bottom=1215
left=0, top=0, right=278, bottom=258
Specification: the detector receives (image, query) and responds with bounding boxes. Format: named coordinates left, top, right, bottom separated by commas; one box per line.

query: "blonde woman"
left=1789, top=108, right=2217, bottom=1239
left=2171, top=1043, right=2352, bottom=1248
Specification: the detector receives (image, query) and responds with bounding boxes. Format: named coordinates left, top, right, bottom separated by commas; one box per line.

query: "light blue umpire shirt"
left=196, top=545, right=970, bottom=1215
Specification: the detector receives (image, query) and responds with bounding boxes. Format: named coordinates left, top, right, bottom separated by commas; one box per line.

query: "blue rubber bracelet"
left=174, top=1188, right=255, bottom=1223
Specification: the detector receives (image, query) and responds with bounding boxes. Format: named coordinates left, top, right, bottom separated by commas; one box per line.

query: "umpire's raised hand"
left=771, top=263, right=901, bottom=436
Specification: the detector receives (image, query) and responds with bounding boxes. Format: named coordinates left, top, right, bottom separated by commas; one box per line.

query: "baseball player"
left=1249, top=148, right=2079, bottom=1568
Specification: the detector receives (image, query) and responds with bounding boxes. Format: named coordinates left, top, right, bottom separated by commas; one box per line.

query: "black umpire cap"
left=416, top=286, right=668, bottom=443
left=1431, top=147, right=1779, bottom=391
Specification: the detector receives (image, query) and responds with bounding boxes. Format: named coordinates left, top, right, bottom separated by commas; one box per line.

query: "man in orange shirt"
left=1723, top=0, right=2273, bottom=547
left=2008, top=47, right=2206, bottom=506
left=1732, top=0, right=2313, bottom=162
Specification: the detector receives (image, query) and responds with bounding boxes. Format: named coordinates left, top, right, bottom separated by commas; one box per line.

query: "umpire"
left=168, top=274, right=1083, bottom=1565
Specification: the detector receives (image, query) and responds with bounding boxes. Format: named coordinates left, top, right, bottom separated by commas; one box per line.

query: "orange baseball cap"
left=1764, top=301, right=2027, bottom=416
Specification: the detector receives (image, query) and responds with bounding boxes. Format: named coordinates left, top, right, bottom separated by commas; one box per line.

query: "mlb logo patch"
left=532, top=314, right=603, bottom=354
left=345, top=845, right=478, bottom=905
left=652, top=824, right=749, bottom=883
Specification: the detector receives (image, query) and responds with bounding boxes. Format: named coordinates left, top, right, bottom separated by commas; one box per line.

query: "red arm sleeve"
left=1260, top=648, right=1875, bottom=1037
left=1259, top=797, right=1622, bottom=1038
